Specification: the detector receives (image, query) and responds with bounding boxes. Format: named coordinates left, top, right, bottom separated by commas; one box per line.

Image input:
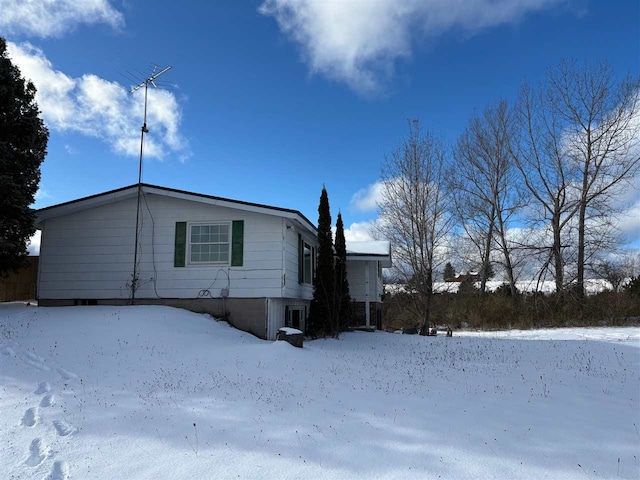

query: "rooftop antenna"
left=129, top=64, right=173, bottom=304
left=130, top=64, right=172, bottom=184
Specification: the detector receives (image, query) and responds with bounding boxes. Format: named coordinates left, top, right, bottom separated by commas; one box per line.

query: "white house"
left=346, top=241, right=391, bottom=330
left=35, top=184, right=391, bottom=339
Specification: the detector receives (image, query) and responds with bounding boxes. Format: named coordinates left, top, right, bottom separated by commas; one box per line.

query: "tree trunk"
left=495, top=209, right=517, bottom=296
left=502, top=241, right=517, bottom=296
left=480, top=206, right=495, bottom=294
left=419, top=269, right=433, bottom=335
left=576, top=201, right=587, bottom=298
left=552, top=211, right=564, bottom=297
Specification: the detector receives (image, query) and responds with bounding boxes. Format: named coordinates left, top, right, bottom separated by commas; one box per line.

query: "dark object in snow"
left=277, top=328, right=304, bottom=348
left=446, top=328, right=453, bottom=337
left=402, top=327, right=418, bottom=335
left=350, top=326, right=375, bottom=333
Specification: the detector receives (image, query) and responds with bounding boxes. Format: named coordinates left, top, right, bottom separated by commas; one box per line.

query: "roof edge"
left=36, top=183, right=317, bottom=232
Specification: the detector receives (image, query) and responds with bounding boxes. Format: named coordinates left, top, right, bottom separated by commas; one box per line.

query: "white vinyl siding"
left=282, top=225, right=315, bottom=300
left=346, top=260, right=380, bottom=303
left=266, top=297, right=310, bottom=340
left=38, top=194, right=293, bottom=300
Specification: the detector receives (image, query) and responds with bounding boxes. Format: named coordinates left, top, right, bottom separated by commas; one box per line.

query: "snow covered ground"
left=1, top=304, right=638, bottom=479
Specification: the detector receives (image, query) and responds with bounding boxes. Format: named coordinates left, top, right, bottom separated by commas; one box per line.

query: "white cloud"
left=260, top=0, right=566, bottom=94
left=64, top=144, right=77, bottom=155
left=0, top=0, right=124, bottom=38
left=7, top=42, right=187, bottom=160
left=617, top=198, right=640, bottom=245
left=27, top=231, right=41, bottom=256
left=350, top=181, right=383, bottom=212
left=344, top=221, right=376, bottom=242
left=34, top=188, right=51, bottom=201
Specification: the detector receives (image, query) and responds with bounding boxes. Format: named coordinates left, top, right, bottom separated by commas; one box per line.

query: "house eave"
left=346, top=254, right=392, bottom=267
left=35, top=183, right=317, bottom=234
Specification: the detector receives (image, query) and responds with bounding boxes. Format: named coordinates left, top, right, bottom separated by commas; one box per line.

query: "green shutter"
left=174, top=222, right=186, bottom=267
left=231, top=220, right=244, bottom=267
left=298, top=234, right=303, bottom=284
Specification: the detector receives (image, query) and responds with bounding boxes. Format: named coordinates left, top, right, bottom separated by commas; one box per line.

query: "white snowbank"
left=1, top=304, right=638, bottom=479
left=278, top=327, right=303, bottom=335
left=346, top=240, right=391, bottom=256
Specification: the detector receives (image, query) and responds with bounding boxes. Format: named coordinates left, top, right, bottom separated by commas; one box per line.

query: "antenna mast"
left=129, top=65, right=173, bottom=304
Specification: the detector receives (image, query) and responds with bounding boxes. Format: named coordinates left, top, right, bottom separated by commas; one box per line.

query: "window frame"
left=187, top=221, right=232, bottom=266
left=303, top=241, right=313, bottom=284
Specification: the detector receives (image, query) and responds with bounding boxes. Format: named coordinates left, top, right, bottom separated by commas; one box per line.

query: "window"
left=189, top=223, right=230, bottom=264
left=285, top=306, right=306, bottom=330
left=298, top=235, right=315, bottom=284
left=303, top=242, right=312, bottom=284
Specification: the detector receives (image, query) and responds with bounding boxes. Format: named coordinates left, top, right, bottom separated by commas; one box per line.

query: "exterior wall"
left=266, top=297, right=310, bottom=340
left=282, top=225, right=315, bottom=300
left=346, top=260, right=382, bottom=303
left=38, top=193, right=300, bottom=301
left=39, top=297, right=269, bottom=339
left=347, top=260, right=385, bottom=329
left=376, top=262, right=384, bottom=300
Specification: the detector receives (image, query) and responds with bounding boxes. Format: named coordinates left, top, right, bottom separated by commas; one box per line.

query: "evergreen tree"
left=457, top=274, right=479, bottom=296
left=625, top=275, right=640, bottom=297
left=334, top=212, right=351, bottom=333
left=307, top=187, right=335, bottom=337
left=0, top=38, right=48, bottom=275
left=443, top=262, right=455, bottom=282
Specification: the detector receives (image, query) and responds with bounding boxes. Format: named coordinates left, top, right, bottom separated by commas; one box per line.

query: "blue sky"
left=2, top=0, right=639, bottom=245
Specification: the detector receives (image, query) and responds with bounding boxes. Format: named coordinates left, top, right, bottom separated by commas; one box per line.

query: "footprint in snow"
left=3, top=345, right=16, bottom=357
left=57, top=367, right=78, bottom=380
left=24, top=438, right=48, bottom=467
left=53, top=420, right=75, bottom=437
left=46, top=460, right=69, bottom=480
left=0, top=342, right=13, bottom=356
left=22, top=351, right=50, bottom=371
left=40, top=394, right=55, bottom=407
left=35, top=382, right=51, bottom=395
left=22, top=407, right=38, bottom=427
left=24, top=350, right=45, bottom=363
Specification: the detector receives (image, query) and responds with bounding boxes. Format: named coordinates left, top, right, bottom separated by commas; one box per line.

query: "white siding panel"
left=266, top=297, right=310, bottom=340
left=347, top=261, right=365, bottom=302
left=346, top=260, right=379, bottom=302
left=267, top=298, right=284, bottom=340
left=282, top=227, right=315, bottom=300
left=38, top=193, right=299, bottom=300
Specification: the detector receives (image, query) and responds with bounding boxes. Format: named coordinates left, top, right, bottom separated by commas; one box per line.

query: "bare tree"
left=592, top=251, right=640, bottom=292
left=514, top=79, right=580, bottom=296
left=377, top=120, right=453, bottom=334
left=452, top=100, right=523, bottom=295
left=546, top=60, right=640, bottom=297
left=516, top=61, right=640, bottom=298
